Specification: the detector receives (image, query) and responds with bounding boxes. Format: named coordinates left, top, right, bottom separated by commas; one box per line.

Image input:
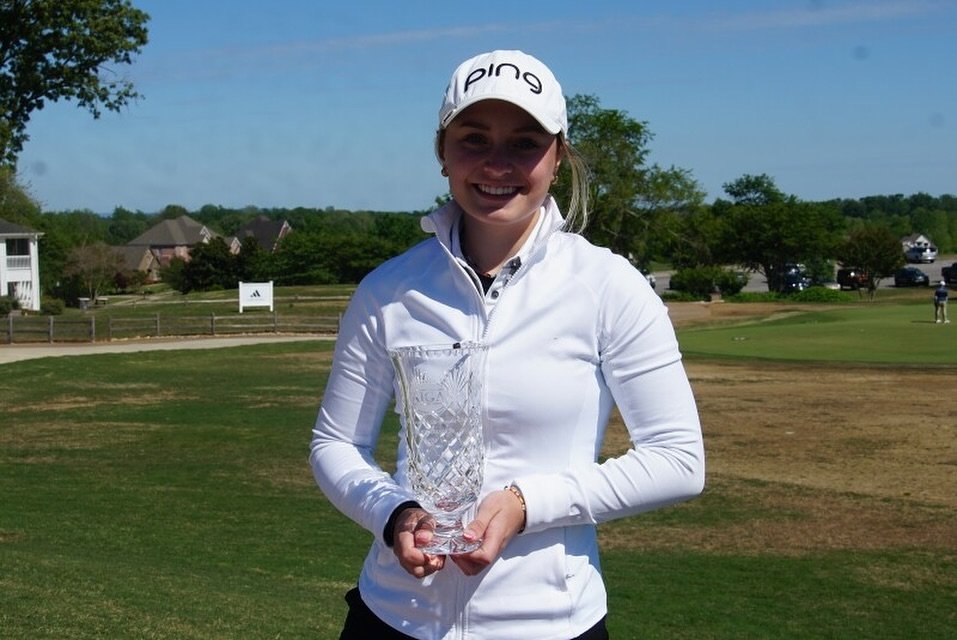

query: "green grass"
left=2, top=301, right=956, bottom=638
left=78, top=284, right=355, bottom=320
left=1, top=342, right=368, bottom=638
left=677, top=301, right=957, bottom=364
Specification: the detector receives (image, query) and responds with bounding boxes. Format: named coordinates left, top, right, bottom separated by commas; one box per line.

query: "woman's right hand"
left=392, top=506, right=446, bottom=579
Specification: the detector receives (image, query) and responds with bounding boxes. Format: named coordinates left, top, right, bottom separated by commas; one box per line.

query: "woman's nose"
left=483, top=145, right=513, bottom=176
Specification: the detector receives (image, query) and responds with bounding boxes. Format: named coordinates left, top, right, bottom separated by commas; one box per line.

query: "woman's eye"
left=512, top=138, right=540, bottom=151
left=462, top=133, right=488, bottom=146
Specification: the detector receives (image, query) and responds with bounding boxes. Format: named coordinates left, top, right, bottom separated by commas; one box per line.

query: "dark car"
left=942, top=263, right=957, bottom=286
left=837, top=268, right=871, bottom=291
left=894, top=266, right=929, bottom=287
left=781, top=271, right=812, bottom=293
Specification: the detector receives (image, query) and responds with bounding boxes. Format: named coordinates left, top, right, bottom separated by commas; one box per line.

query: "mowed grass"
left=2, top=300, right=956, bottom=638
left=677, top=300, right=957, bottom=364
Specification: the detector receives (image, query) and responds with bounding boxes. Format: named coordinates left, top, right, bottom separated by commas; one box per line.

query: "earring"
left=441, top=166, right=449, bottom=177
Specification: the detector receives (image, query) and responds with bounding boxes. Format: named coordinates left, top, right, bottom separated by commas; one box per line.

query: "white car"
left=905, top=245, right=938, bottom=263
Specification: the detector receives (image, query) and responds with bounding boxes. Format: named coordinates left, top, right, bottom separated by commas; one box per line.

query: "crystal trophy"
left=389, top=342, right=487, bottom=555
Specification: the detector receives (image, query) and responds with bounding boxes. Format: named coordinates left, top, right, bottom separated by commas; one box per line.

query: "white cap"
left=439, top=50, right=567, bottom=136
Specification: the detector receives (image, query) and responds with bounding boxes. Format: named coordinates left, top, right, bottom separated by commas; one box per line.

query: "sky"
left=15, top=0, right=957, bottom=215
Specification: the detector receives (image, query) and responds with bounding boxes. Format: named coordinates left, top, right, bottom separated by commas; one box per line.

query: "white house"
left=900, top=233, right=934, bottom=251
left=0, top=217, right=43, bottom=312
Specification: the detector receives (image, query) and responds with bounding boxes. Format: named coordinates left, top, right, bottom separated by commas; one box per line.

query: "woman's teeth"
left=477, top=184, right=518, bottom=196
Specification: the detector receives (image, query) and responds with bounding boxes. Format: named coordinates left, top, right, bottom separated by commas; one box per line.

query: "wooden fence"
left=4, top=312, right=340, bottom=344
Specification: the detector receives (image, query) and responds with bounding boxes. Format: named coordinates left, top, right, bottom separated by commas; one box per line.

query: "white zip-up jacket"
left=310, top=196, right=704, bottom=640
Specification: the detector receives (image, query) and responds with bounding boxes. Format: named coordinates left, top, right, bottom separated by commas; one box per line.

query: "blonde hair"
left=556, top=135, right=590, bottom=234
left=434, top=129, right=592, bottom=235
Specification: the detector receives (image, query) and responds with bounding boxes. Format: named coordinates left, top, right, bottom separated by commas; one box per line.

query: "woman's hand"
left=451, top=487, right=526, bottom=576
left=392, top=507, right=446, bottom=579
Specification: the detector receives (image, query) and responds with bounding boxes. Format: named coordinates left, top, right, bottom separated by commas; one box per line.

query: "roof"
left=236, top=215, right=291, bottom=251
left=128, top=215, right=215, bottom=247
left=113, top=245, right=159, bottom=271
left=0, top=217, right=42, bottom=236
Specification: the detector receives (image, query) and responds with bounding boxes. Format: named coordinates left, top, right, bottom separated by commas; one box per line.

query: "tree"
left=721, top=173, right=784, bottom=206
left=717, top=174, right=845, bottom=291
left=553, top=94, right=704, bottom=264
left=837, top=223, right=905, bottom=299
left=106, top=206, right=151, bottom=244
left=177, top=237, right=236, bottom=293
left=62, top=241, right=124, bottom=302
left=0, top=0, right=150, bottom=165
left=0, top=165, right=40, bottom=224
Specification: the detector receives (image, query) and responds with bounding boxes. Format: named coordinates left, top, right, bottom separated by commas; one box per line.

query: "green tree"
left=668, top=205, right=725, bottom=270
left=236, top=235, right=267, bottom=282
left=837, top=223, right=905, bottom=299
left=717, top=174, right=845, bottom=291
left=106, top=206, right=151, bottom=244
left=178, top=237, right=236, bottom=293
left=0, top=165, right=40, bottom=224
left=553, top=94, right=703, bottom=265
left=0, top=0, right=150, bottom=166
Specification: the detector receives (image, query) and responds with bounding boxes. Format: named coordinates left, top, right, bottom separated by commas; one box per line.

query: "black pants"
left=340, top=587, right=609, bottom=639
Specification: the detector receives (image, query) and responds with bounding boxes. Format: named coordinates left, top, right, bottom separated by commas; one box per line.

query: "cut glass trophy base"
left=418, top=523, right=482, bottom=555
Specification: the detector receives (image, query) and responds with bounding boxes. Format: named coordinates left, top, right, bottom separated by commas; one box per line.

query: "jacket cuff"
left=382, top=500, right=422, bottom=547
left=514, top=473, right=590, bottom=534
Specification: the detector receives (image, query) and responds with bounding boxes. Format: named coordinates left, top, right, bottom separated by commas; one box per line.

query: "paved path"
left=0, top=335, right=330, bottom=365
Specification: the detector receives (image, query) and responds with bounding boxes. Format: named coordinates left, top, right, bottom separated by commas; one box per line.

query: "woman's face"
left=441, top=99, right=560, bottom=237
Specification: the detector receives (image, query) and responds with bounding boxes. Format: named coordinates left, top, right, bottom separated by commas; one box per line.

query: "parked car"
left=894, top=266, right=930, bottom=287
left=942, top=263, right=957, bottom=286
left=837, top=268, right=871, bottom=290
left=905, top=245, right=938, bottom=263
left=781, top=271, right=812, bottom=294
left=772, top=263, right=811, bottom=293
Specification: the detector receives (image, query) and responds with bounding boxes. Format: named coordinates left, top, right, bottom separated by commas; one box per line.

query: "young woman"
left=310, top=50, right=705, bottom=640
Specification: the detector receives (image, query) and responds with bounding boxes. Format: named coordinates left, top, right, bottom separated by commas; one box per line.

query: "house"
left=900, top=233, right=938, bottom=263
left=900, top=233, right=934, bottom=252
left=126, top=215, right=219, bottom=267
left=114, top=245, right=162, bottom=283
left=235, top=215, right=292, bottom=252
left=0, top=217, right=43, bottom=311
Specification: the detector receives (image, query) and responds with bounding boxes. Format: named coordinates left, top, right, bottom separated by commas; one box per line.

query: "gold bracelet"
left=506, top=484, right=526, bottom=533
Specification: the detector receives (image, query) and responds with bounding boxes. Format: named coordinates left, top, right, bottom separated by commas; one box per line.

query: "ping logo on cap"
left=463, top=62, right=544, bottom=95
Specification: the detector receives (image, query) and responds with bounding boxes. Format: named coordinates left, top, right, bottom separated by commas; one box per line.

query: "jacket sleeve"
left=517, top=259, right=705, bottom=532
left=308, top=284, right=417, bottom=546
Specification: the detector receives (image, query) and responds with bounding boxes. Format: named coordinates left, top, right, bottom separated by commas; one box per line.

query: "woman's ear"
left=434, top=130, right=447, bottom=164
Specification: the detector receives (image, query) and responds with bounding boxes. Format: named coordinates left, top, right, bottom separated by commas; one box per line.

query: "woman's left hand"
left=451, top=487, right=526, bottom=576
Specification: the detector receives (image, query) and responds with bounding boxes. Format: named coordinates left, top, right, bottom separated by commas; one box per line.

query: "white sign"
left=239, top=281, right=274, bottom=313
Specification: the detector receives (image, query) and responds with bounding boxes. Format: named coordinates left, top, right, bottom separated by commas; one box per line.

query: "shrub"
left=670, top=266, right=747, bottom=299
left=660, top=290, right=708, bottom=302
left=41, top=297, right=66, bottom=315
left=0, top=295, right=20, bottom=316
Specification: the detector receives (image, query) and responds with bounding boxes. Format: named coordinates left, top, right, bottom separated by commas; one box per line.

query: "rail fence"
left=4, top=312, right=341, bottom=344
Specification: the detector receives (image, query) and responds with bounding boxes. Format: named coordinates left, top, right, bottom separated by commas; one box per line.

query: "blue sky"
left=16, top=0, right=957, bottom=214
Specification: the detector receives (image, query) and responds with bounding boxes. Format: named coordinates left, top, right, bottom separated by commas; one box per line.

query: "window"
left=5, top=238, right=29, bottom=256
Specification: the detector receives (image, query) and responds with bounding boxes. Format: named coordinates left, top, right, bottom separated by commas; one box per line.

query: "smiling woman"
left=309, top=49, right=704, bottom=640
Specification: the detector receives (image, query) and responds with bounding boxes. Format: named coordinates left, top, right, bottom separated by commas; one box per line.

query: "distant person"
left=934, top=280, right=949, bottom=323
left=309, top=50, right=705, bottom=639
